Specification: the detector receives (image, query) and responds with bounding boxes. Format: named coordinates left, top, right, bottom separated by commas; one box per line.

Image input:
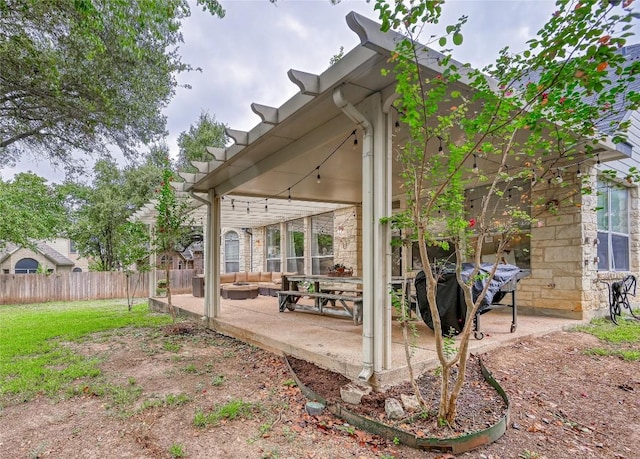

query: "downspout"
left=333, top=85, right=374, bottom=382
left=190, top=191, right=212, bottom=318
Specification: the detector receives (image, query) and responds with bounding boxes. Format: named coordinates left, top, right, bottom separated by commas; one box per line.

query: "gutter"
left=333, top=85, right=375, bottom=382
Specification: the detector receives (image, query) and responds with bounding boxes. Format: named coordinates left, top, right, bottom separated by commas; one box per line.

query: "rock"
left=340, top=383, right=372, bottom=405
left=400, top=393, right=421, bottom=411
left=385, top=397, right=405, bottom=420
left=305, top=401, right=325, bottom=416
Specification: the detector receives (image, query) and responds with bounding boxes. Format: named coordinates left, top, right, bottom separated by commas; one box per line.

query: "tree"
left=176, top=111, right=227, bottom=172
left=65, top=156, right=163, bottom=271
left=376, top=0, right=638, bottom=425
left=0, top=0, right=225, bottom=171
left=153, top=159, right=194, bottom=320
left=117, top=221, right=151, bottom=311
left=0, top=173, right=68, bottom=248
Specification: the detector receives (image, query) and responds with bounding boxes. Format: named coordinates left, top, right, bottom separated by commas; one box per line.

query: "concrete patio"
left=150, top=293, right=582, bottom=387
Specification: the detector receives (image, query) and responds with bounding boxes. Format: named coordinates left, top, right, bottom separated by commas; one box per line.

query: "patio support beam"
left=190, top=191, right=212, bottom=318
left=225, top=128, right=249, bottom=146
left=287, top=69, right=320, bottom=96
left=208, top=190, right=222, bottom=318
left=377, top=95, right=393, bottom=371
left=251, top=103, right=279, bottom=125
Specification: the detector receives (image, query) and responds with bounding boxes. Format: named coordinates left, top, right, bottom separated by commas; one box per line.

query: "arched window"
left=15, top=258, right=39, bottom=274
left=224, top=231, right=240, bottom=273
left=160, top=255, right=173, bottom=269
left=72, top=267, right=82, bottom=273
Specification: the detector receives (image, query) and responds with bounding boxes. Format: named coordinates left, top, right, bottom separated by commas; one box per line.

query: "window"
left=159, top=255, right=173, bottom=269
left=15, top=258, right=39, bottom=274
left=311, top=213, right=334, bottom=274
left=597, top=183, right=629, bottom=271
left=73, top=267, right=82, bottom=272
left=69, top=240, right=77, bottom=254
left=224, top=231, right=240, bottom=273
left=265, top=225, right=281, bottom=272
left=286, top=219, right=304, bottom=273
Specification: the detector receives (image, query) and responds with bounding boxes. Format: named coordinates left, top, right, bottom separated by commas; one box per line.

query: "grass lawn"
left=0, top=299, right=172, bottom=402
left=576, top=315, right=640, bottom=361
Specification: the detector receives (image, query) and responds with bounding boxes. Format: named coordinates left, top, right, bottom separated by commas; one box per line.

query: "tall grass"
left=0, top=299, right=171, bottom=401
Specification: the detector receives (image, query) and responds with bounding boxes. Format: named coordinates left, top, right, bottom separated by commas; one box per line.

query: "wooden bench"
left=277, top=290, right=363, bottom=325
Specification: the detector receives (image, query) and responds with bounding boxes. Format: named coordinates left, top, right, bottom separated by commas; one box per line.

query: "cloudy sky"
left=3, top=0, right=565, bottom=182
left=166, top=0, right=559, bottom=145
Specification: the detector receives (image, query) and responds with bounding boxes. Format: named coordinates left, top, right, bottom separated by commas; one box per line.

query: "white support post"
left=364, top=92, right=391, bottom=373
left=209, top=191, right=222, bottom=318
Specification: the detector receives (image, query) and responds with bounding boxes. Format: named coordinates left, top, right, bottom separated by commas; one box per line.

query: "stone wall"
left=519, top=167, right=639, bottom=319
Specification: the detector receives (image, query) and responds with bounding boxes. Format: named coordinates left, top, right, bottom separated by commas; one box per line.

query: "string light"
left=438, top=137, right=444, bottom=156
left=596, top=153, right=601, bottom=165
left=576, top=164, right=582, bottom=177
left=353, top=136, right=358, bottom=150
left=218, top=129, right=357, bottom=214
left=472, top=154, right=479, bottom=174
left=552, top=169, right=563, bottom=185
left=394, top=119, right=400, bottom=131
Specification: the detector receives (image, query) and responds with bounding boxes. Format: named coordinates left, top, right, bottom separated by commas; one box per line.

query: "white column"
left=201, top=198, right=211, bottom=318
left=208, top=190, right=222, bottom=317
left=334, top=87, right=394, bottom=382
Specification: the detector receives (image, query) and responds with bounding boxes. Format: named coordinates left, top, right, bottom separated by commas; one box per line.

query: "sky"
left=2, top=0, right=567, bottom=183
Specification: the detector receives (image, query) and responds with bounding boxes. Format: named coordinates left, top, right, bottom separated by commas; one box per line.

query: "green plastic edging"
left=284, top=355, right=509, bottom=454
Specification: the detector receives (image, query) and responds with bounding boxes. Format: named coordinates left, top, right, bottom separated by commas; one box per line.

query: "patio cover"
left=156, top=12, right=626, bottom=385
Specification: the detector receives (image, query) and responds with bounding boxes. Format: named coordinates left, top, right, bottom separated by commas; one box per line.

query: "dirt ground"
left=1, top=322, right=638, bottom=459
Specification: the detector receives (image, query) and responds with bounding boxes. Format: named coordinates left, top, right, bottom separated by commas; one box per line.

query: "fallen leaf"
left=528, top=422, right=545, bottom=433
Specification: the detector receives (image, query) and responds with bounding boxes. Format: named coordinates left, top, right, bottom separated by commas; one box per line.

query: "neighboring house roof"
left=35, top=242, right=74, bottom=266
left=0, top=241, right=74, bottom=267
left=0, top=242, right=17, bottom=263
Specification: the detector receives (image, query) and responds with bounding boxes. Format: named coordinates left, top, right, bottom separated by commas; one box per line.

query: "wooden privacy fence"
left=0, top=269, right=196, bottom=305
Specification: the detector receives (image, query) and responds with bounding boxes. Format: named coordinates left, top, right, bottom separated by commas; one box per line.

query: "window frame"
left=597, top=182, right=630, bottom=272
left=311, top=212, right=334, bottom=274
left=265, top=224, right=281, bottom=272
left=224, top=230, right=240, bottom=273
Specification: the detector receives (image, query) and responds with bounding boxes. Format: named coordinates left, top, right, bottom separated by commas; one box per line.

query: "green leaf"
left=453, top=33, right=463, bottom=46
left=439, top=36, right=447, bottom=47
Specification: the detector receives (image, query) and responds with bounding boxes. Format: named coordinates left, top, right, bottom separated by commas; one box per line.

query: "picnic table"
left=279, top=274, right=364, bottom=324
